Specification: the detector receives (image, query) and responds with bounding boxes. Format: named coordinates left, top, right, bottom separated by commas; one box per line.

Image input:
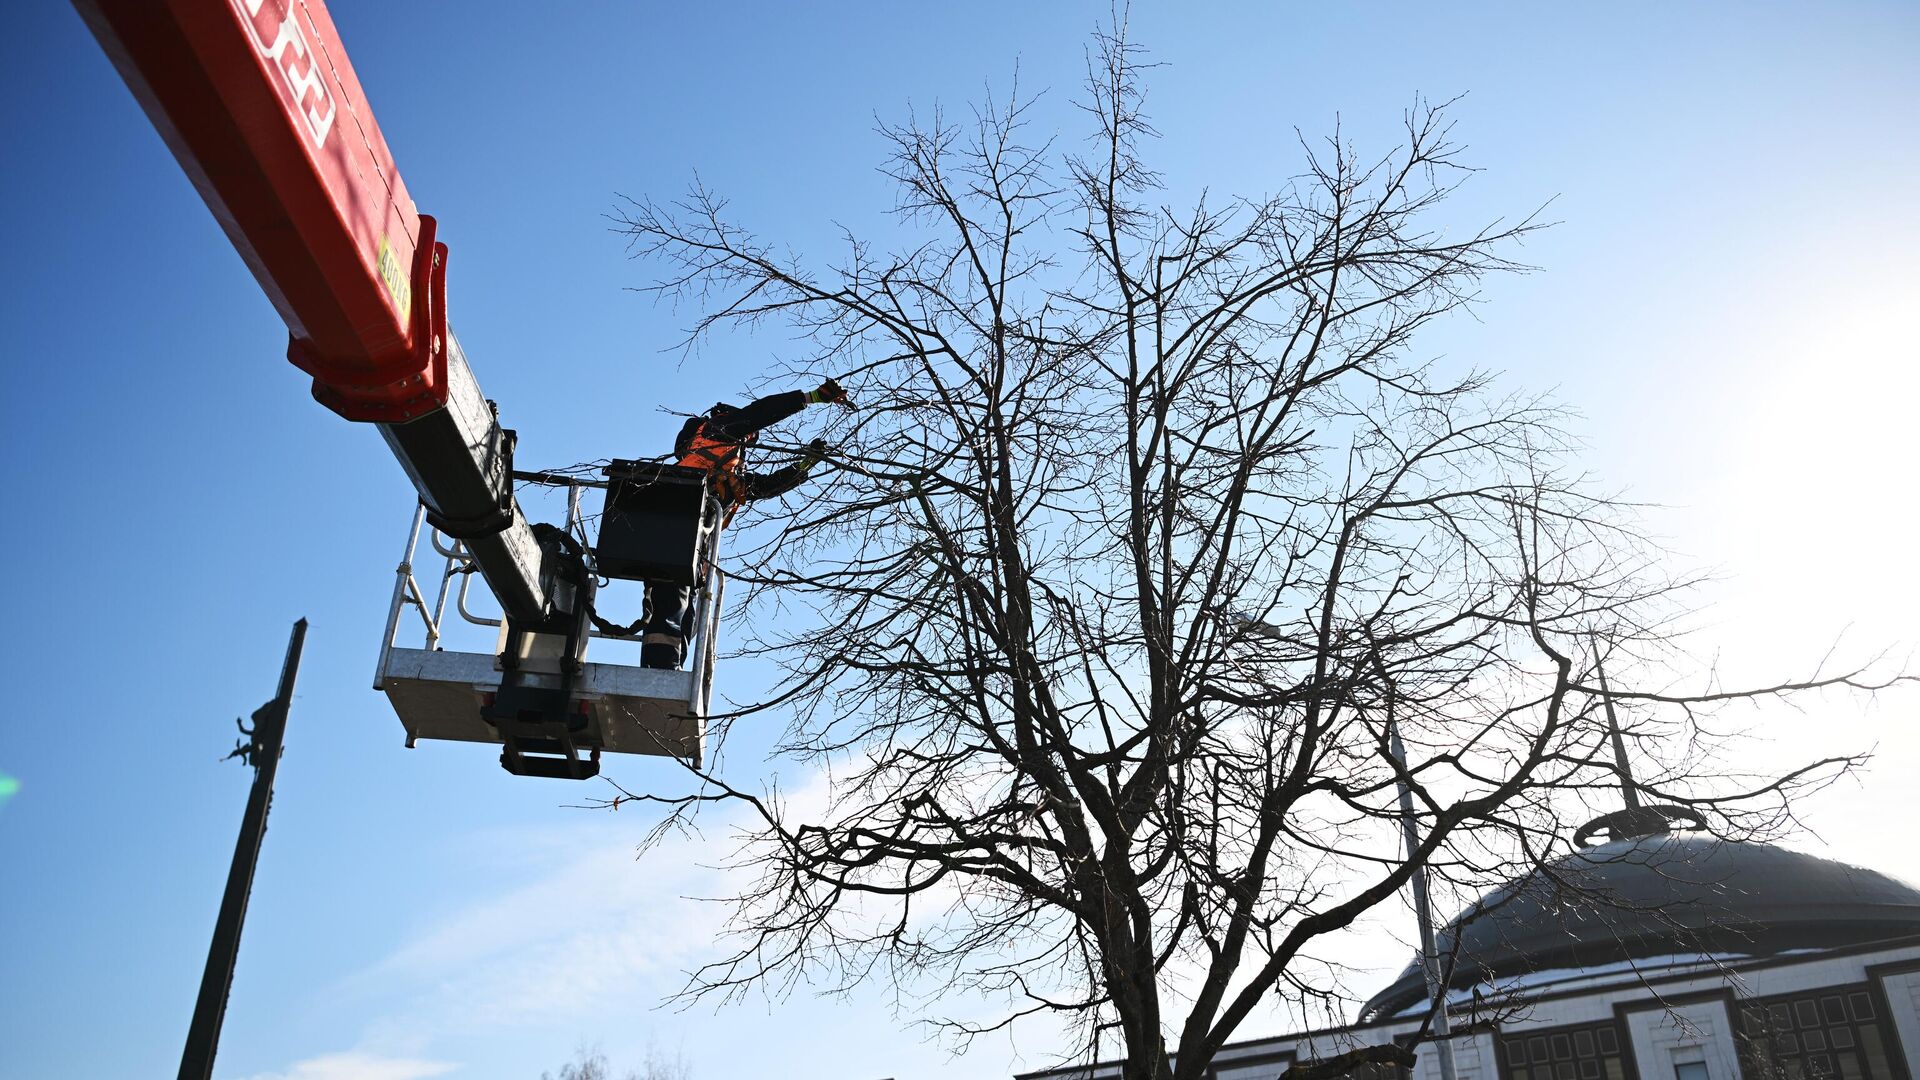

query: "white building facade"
left=1023, top=834, right=1920, bottom=1080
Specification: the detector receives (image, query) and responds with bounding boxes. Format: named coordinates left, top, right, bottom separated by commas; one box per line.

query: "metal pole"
left=1388, top=712, right=1459, bottom=1080
left=1593, top=655, right=1641, bottom=810
left=179, top=618, right=307, bottom=1080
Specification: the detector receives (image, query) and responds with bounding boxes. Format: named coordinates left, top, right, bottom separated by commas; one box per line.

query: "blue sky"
left=3, top=3, right=1917, bottom=1079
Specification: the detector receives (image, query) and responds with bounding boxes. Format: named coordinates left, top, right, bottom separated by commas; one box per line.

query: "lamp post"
left=179, top=619, right=306, bottom=1080
left=1226, top=611, right=1459, bottom=1079
left=1386, top=701, right=1458, bottom=1080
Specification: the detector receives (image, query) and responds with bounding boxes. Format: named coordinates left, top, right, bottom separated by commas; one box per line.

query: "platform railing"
left=686, top=530, right=725, bottom=719
left=375, top=472, right=725, bottom=719
left=374, top=503, right=442, bottom=689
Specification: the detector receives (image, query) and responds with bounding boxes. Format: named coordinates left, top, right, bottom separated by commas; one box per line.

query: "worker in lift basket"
left=640, top=376, right=852, bottom=670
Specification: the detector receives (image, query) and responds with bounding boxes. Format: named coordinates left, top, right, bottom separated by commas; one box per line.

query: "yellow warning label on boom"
left=377, top=235, right=414, bottom=329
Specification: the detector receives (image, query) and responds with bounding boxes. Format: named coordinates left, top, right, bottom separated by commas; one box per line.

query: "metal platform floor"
left=381, top=647, right=703, bottom=766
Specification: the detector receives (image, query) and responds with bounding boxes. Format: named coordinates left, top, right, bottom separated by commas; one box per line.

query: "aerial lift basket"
left=374, top=468, right=723, bottom=777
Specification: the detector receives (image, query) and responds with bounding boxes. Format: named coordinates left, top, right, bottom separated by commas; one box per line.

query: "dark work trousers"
left=641, top=580, right=693, bottom=669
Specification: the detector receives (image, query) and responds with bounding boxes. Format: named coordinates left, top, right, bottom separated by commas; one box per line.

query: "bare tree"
left=605, top=28, right=1903, bottom=1080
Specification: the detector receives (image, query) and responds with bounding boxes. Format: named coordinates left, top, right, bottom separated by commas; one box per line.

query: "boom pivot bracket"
left=484, top=525, right=601, bottom=779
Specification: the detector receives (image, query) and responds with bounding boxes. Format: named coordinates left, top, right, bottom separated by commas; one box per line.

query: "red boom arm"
left=75, top=0, right=551, bottom=620
left=74, top=0, right=447, bottom=422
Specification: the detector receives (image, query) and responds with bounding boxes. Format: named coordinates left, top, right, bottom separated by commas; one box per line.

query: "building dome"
left=1360, top=835, right=1920, bottom=1020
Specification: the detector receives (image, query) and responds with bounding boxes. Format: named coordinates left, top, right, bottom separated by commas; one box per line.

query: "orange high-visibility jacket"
left=674, top=390, right=814, bottom=517
left=679, top=423, right=750, bottom=506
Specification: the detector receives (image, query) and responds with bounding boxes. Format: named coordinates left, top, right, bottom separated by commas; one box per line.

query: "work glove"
left=801, top=438, right=832, bottom=462
left=813, top=377, right=852, bottom=407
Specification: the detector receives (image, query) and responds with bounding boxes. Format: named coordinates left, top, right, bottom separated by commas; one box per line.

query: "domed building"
left=1023, top=811, right=1920, bottom=1080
